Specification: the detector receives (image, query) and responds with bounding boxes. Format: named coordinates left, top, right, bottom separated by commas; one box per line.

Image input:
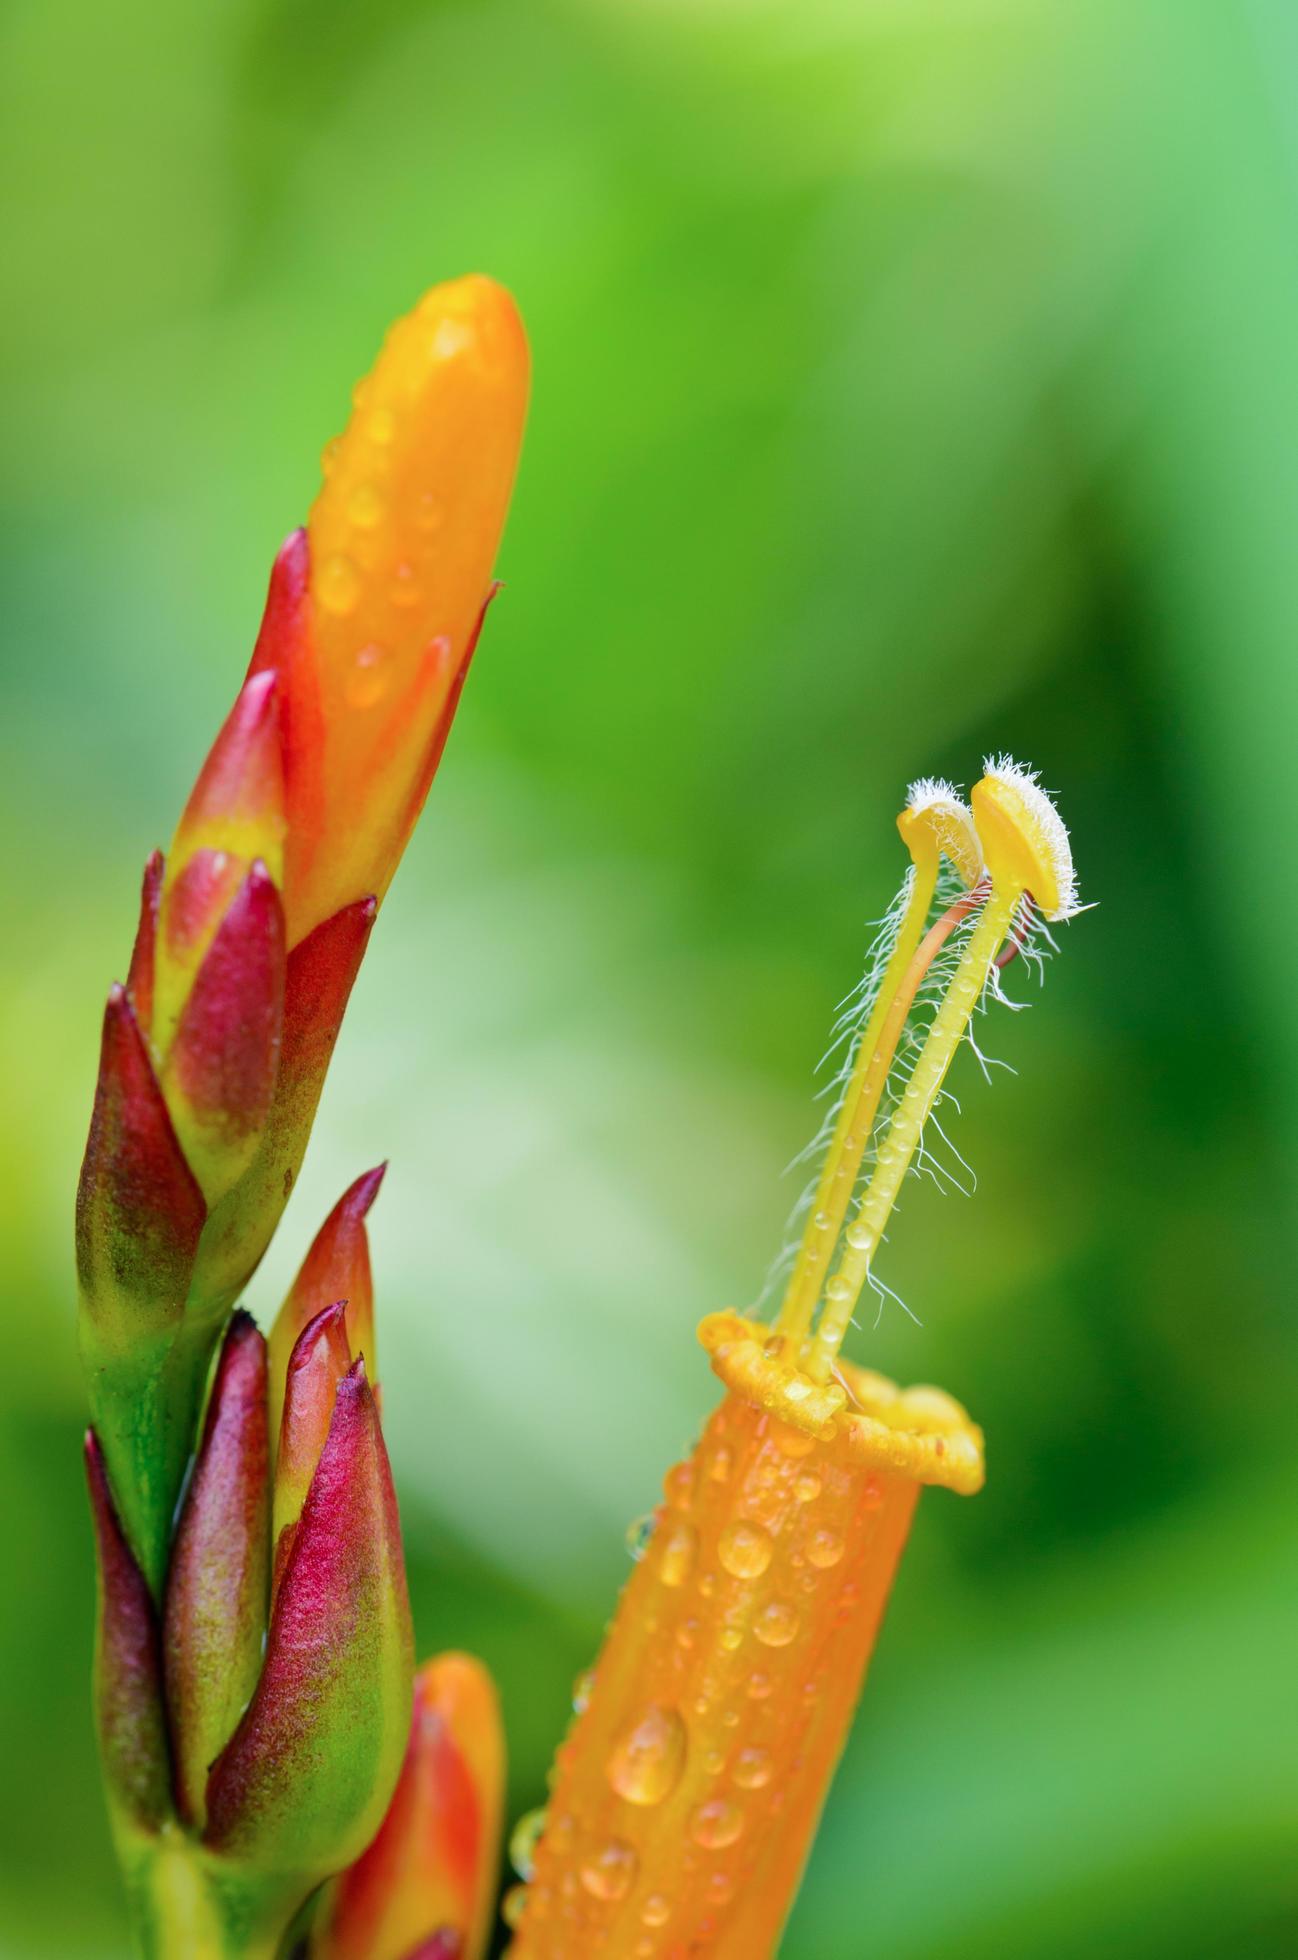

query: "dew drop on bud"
left=346, top=642, right=392, bottom=709
left=347, top=483, right=383, bottom=529
left=502, top=1882, right=528, bottom=1928
left=580, top=1839, right=638, bottom=1902
left=510, top=1806, right=548, bottom=1880
left=606, top=1704, right=687, bottom=1807
left=319, top=552, right=360, bottom=616
left=642, top=1894, right=671, bottom=1928
left=794, top=1472, right=822, bottom=1503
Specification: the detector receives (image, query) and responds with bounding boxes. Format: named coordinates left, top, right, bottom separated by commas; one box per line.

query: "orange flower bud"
left=271, top=275, right=530, bottom=946
left=507, top=1315, right=982, bottom=1957
left=314, top=1653, right=505, bottom=1960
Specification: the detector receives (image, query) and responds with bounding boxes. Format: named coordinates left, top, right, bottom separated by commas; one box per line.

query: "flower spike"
left=509, top=760, right=1081, bottom=1956
left=74, top=275, right=527, bottom=1955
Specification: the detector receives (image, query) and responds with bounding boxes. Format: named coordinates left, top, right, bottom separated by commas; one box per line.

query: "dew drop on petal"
left=572, top=1668, right=596, bottom=1715
left=642, top=1895, right=671, bottom=1928
left=663, top=1461, right=695, bottom=1511
left=606, top=1704, right=687, bottom=1806
left=719, top=1626, right=743, bottom=1652
left=753, top=1600, right=800, bottom=1647
left=747, top=1670, right=773, bottom=1700
left=806, top=1527, right=845, bottom=1569
left=510, top=1806, right=547, bottom=1880
left=690, top=1798, right=745, bottom=1850
left=733, top=1746, right=773, bottom=1790
left=794, top=1472, right=822, bottom=1503
left=718, top=1521, right=773, bottom=1580
left=706, top=1445, right=733, bottom=1484
left=580, top=1840, right=638, bottom=1902
left=626, top=1513, right=656, bottom=1561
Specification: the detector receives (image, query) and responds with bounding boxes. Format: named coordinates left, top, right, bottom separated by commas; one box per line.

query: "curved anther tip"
left=972, top=756, right=1079, bottom=921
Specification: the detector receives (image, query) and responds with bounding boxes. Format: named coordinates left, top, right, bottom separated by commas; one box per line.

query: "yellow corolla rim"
left=698, top=1311, right=985, bottom=1496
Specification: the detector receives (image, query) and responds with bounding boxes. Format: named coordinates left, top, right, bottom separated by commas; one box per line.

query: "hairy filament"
left=807, top=881, right=1019, bottom=1379
left=775, top=786, right=981, bottom=1348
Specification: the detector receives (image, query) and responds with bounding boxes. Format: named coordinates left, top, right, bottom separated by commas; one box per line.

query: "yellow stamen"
left=775, top=784, right=981, bottom=1349
left=805, top=758, right=1077, bottom=1380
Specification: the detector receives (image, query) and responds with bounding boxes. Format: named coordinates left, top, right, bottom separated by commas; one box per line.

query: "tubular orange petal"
left=508, top=1316, right=983, bottom=1958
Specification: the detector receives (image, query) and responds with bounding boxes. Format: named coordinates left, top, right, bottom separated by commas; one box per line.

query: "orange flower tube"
left=509, top=1316, right=981, bottom=1957
left=510, top=763, right=1081, bottom=1957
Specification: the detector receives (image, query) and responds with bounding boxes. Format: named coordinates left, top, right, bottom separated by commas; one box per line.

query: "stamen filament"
left=775, top=857, right=938, bottom=1347
left=807, top=880, right=1022, bottom=1380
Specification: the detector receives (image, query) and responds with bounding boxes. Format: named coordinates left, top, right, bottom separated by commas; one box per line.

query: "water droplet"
left=580, top=1840, right=637, bottom=1902
left=733, top=1746, right=773, bottom=1790
left=389, top=562, right=420, bottom=608
left=707, top=1871, right=735, bottom=1904
left=773, top=1422, right=816, bottom=1459
left=721, top=1708, right=739, bottom=1729
left=806, top=1527, right=845, bottom=1569
left=718, top=1520, right=773, bottom=1580
left=698, top=1571, right=717, bottom=1598
left=658, top=1521, right=696, bottom=1588
left=626, top=1513, right=656, bottom=1561
left=319, top=553, right=360, bottom=616
left=348, top=484, right=383, bottom=530
left=663, top=1461, right=694, bottom=1510
left=346, top=642, right=392, bottom=709
left=502, top=1882, right=528, bottom=1928
left=862, top=1476, right=884, bottom=1510
left=813, top=1208, right=831, bottom=1230
left=719, top=1626, right=742, bottom=1652
left=510, top=1806, right=547, bottom=1880
left=416, top=492, right=445, bottom=531
left=676, top=1617, right=700, bottom=1650
left=606, top=1704, right=687, bottom=1806
left=642, top=1895, right=671, bottom=1928
left=707, top=1445, right=733, bottom=1484
left=367, top=407, right=395, bottom=444
left=747, top=1670, right=773, bottom=1700
left=825, top=1275, right=852, bottom=1304
left=703, top=1747, right=724, bottom=1775
left=784, top=1379, right=811, bottom=1404
left=845, top=1223, right=871, bottom=1251
left=794, top=1472, right=821, bottom=1503
left=690, top=1798, right=745, bottom=1850
left=572, top=1668, right=596, bottom=1714
left=762, top=1335, right=784, bottom=1359
left=754, top=1600, right=800, bottom=1647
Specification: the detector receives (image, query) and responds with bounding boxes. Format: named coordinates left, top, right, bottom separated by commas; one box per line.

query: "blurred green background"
left=2, top=0, right=1295, bottom=1953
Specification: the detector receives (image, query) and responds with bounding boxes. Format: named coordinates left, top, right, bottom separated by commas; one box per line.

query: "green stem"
left=120, top=1825, right=305, bottom=1960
